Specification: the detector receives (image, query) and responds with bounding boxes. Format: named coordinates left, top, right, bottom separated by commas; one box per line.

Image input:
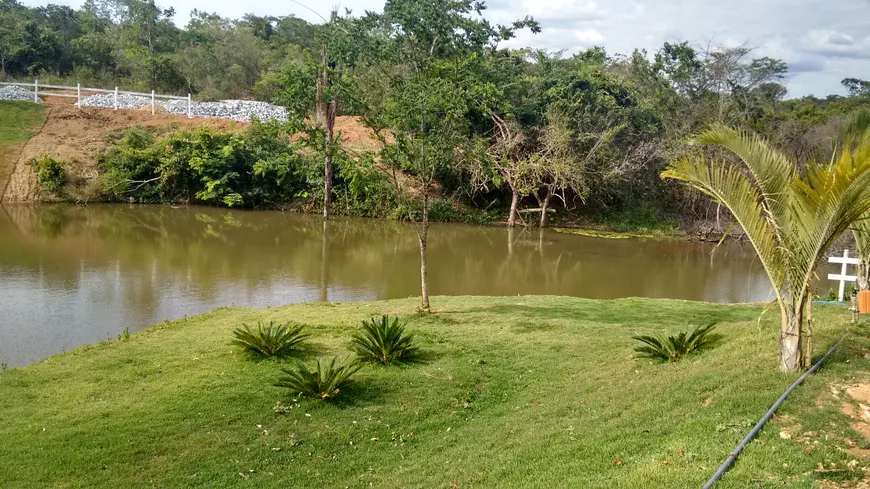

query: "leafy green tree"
left=0, top=7, right=28, bottom=76
left=663, top=125, right=870, bottom=371
left=843, top=78, right=870, bottom=97
left=342, top=0, right=538, bottom=311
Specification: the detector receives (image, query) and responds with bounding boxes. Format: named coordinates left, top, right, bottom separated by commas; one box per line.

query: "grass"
left=0, top=100, right=48, bottom=144
left=0, top=296, right=868, bottom=488
left=0, top=100, right=48, bottom=195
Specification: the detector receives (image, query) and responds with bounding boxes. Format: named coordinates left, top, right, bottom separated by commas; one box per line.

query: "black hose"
left=702, top=333, right=848, bottom=489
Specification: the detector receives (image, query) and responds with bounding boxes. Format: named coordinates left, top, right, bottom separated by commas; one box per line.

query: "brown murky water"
left=0, top=204, right=772, bottom=367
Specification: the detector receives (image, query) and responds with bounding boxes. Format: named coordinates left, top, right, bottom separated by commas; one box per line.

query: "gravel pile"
left=0, top=85, right=41, bottom=102
left=75, top=92, right=289, bottom=122
left=162, top=99, right=288, bottom=122
left=78, top=93, right=152, bottom=109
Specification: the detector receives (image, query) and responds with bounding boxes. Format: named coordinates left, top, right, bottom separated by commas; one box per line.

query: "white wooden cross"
left=828, top=249, right=861, bottom=301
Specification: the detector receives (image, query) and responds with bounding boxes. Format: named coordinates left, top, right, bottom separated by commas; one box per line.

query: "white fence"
left=0, top=80, right=192, bottom=118
left=828, top=249, right=861, bottom=302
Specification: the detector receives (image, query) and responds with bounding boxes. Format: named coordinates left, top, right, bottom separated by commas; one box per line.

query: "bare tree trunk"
left=317, top=45, right=337, bottom=220
left=539, top=193, right=552, bottom=228
left=419, top=193, right=431, bottom=312
left=315, top=45, right=328, bottom=127
left=779, top=302, right=804, bottom=372
left=323, top=103, right=336, bottom=219
left=507, top=183, right=519, bottom=228
left=320, top=219, right=329, bottom=302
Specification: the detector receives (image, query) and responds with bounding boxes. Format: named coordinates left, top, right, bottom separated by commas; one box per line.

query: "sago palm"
left=662, top=124, right=870, bottom=371
left=350, top=316, right=419, bottom=364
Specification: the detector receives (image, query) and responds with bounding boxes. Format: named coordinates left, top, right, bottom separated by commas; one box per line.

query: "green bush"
left=350, top=315, right=419, bottom=364
left=99, top=122, right=306, bottom=207
left=28, top=156, right=68, bottom=195
left=275, top=356, right=362, bottom=400
left=231, top=321, right=308, bottom=357
left=632, top=322, right=720, bottom=362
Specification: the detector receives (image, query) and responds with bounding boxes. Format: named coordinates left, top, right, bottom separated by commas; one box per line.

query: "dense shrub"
left=99, top=122, right=308, bottom=207
left=632, top=322, right=720, bottom=362
left=97, top=123, right=402, bottom=215
left=350, top=315, right=419, bottom=364
left=28, top=156, right=68, bottom=195
left=232, top=321, right=308, bottom=357
left=275, top=356, right=362, bottom=400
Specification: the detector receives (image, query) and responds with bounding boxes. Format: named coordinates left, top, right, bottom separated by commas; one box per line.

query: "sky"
left=20, top=0, right=870, bottom=98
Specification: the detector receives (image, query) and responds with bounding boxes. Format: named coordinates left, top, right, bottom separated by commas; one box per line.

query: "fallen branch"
left=518, top=208, right=556, bottom=214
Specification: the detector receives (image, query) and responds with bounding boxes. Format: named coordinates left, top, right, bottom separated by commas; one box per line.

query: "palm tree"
left=845, top=109, right=870, bottom=291
left=662, top=124, right=870, bottom=372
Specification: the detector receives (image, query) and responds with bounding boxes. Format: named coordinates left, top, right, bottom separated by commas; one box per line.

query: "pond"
left=0, top=204, right=773, bottom=367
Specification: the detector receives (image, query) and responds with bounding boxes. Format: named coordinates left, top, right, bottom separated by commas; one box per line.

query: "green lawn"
left=0, top=100, right=47, bottom=144
left=0, top=296, right=867, bottom=488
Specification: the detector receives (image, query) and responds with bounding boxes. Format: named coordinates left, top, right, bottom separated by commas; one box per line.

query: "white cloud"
left=574, top=28, right=604, bottom=44
left=802, top=30, right=870, bottom=59
left=517, top=0, right=606, bottom=21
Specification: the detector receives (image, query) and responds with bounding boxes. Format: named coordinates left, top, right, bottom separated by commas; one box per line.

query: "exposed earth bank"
left=0, top=101, right=376, bottom=204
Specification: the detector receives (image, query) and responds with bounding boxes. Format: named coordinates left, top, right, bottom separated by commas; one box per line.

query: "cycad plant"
left=633, top=322, right=720, bottom=362
left=662, top=123, right=870, bottom=371
left=275, top=356, right=362, bottom=400
left=231, top=321, right=308, bottom=357
left=350, top=315, right=419, bottom=364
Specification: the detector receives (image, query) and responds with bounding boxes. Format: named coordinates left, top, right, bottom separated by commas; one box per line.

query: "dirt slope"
left=1, top=102, right=378, bottom=203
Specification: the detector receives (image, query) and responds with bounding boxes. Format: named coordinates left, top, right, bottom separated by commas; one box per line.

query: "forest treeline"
left=3, top=0, right=870, bottom=230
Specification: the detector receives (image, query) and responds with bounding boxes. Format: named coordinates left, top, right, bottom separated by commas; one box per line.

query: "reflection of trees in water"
left=0, top=204, right=773, bottom=310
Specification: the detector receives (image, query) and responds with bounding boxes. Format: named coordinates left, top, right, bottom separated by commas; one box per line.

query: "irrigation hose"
left=702, top=333, right=849, bottom=489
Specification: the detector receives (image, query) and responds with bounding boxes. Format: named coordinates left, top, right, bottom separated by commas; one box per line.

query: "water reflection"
left=0, top=204, right=771, bottom=367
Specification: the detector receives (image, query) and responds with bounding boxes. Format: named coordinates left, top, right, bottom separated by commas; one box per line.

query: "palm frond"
left=694, top=124, right=795, bottom=226
left=662, top=155, right=785, bottom=291
left=843, top=108, right=870, bottom=144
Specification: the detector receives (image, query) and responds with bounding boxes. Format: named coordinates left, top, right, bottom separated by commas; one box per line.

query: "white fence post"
left=76, top=83, right=81, bottom=108
left=113, top=87, right=118, bottom=110
left=828, top=249, right=861, bottom=301
left=151, top=90, right=155, bottom=115
left=187, top=93, right=192, bottom=119
left=34, top=79, right=38, bottom=102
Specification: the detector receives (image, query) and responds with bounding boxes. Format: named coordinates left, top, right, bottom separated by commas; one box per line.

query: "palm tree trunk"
left=858, top=259, right=870, bottom=291
left=779, top=302, right=804, bottom=372
left=801, top=296, right=813, bottom=369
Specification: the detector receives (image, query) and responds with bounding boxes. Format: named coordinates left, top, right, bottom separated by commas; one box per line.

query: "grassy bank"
left=0, top=101, right=47, bottom=145
left=1, top=297, right=867, bottom=487
left=0, top=101, right=47, bottom=195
